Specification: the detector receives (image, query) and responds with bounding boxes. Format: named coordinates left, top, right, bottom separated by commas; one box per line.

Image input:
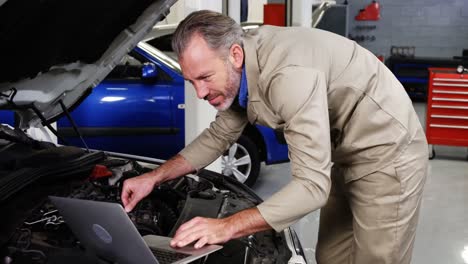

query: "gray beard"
left=216, top=63, right=241, bottom=111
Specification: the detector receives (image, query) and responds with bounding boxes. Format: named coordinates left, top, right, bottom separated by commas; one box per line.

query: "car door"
left=57, top=49, right=185, bottom=159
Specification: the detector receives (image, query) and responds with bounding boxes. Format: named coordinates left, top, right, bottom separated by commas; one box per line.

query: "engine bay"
left=1, top=153, right=293, bottom=264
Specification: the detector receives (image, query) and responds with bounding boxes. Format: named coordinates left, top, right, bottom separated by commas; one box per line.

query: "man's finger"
left=176, top=231, right=203, bottom=248
left=121, top=188, right=130, bottom=207
left=125, top=194, right=139, bottom=212
left=171, top=225, right=203, bottom=247
left=194, top=237, right=208, bottom=249
left=171, top=228, right=190, bottom=247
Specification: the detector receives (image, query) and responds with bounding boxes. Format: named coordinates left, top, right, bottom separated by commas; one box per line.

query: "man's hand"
left=170, top=217, right=234, bottom=249
left=121, top=172, right=158, bottom=212
left=170, top=208, right=271, bottom=249
left=121, top=154, right=195, bottom=212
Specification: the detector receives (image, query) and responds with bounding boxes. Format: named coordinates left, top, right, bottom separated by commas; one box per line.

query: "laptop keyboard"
left=150, top=248, right=191, bottom=264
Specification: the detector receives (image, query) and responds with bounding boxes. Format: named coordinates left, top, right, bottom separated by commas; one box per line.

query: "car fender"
left=254, top=125, right=289, bottom=165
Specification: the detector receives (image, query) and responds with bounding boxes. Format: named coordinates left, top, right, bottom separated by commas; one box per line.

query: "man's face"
left=179, top=34, right=243, bottom=111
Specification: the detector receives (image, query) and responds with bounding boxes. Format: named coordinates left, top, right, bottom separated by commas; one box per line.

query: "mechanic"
left=121, top=10, right=428, bottom=264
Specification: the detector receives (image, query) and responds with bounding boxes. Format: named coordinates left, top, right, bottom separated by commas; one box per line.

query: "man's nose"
left=195, top=83, right=209, bottom=100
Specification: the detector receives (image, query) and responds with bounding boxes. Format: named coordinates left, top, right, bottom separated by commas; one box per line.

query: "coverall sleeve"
left=178, top=108, right=248, bottom=171
left=256, top=66, right=333, bottom=232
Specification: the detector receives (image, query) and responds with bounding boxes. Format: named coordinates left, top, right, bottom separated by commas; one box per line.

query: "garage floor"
left=252, top=102, right=468, bottom=264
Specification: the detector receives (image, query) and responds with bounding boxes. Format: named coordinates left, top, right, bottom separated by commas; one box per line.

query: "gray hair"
left=172, top=10, right=243, bottom=59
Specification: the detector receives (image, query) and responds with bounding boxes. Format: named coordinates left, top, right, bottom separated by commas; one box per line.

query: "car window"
left=147, top=34, right=173, bottom=53
left=107, top=54, right=143, bottom=79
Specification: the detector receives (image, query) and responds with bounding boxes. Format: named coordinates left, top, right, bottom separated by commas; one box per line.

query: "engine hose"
left=151, top=199, right=178, bottom=235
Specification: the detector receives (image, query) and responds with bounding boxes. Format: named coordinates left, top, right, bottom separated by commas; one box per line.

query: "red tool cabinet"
left=426, top=67, right=468, bottom=158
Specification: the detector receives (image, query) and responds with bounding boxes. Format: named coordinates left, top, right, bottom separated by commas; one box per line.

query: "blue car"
left=1, top=40, right=289, bottom=187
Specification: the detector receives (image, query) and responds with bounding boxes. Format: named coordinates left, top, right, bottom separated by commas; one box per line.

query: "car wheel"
left=221, top=135, right=260, bottom=187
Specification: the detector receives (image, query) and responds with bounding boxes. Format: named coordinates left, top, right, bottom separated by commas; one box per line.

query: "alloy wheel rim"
left=221, top=143, right=252, bottom=183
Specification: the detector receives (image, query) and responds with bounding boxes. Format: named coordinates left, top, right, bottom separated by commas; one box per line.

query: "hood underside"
left=0, top=0, right=176, bottom=128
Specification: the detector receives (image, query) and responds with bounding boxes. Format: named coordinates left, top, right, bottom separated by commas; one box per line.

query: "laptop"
left=49, top=196, right=222, bottom=264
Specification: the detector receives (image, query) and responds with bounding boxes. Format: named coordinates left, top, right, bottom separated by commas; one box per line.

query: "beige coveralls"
left=180, top=26, right=428, bottom=264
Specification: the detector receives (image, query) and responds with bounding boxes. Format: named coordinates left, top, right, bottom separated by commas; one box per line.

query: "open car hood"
left=0, top=0, right=177, bottom=129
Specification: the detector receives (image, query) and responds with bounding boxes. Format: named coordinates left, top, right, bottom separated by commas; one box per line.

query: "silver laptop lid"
left=49, top=196, right=159, bottom=264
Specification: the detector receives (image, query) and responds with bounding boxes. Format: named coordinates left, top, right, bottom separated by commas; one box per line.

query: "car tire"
left=221, top=135, right=260, bottom=187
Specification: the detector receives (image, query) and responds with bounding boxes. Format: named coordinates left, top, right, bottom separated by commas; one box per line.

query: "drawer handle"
left=431, top=115, right=468, bottom=120
left=432, top=105, right=468, bottom=110
left=433, top=78, right=468, bottom=83
left=433, top=97, right=468, bottom=102
left=433, top=90, right=468, bottom=95
left=433, top=82, right=468, bottom=87
left=430, top=124, right=468, bottom=129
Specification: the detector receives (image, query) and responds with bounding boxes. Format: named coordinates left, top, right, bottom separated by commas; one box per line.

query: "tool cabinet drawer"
left=426, top=68, right=468, bottom=147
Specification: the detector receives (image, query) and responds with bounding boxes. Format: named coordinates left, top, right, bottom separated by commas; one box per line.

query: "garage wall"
left=247, top=0, right=268, bottom=23
left=158, top=0, right=223, bottom=24
left=347, top=0, right=468, bottom=59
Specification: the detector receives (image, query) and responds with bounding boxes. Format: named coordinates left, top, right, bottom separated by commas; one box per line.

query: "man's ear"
left=229, top=43, right=244, bottom=70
